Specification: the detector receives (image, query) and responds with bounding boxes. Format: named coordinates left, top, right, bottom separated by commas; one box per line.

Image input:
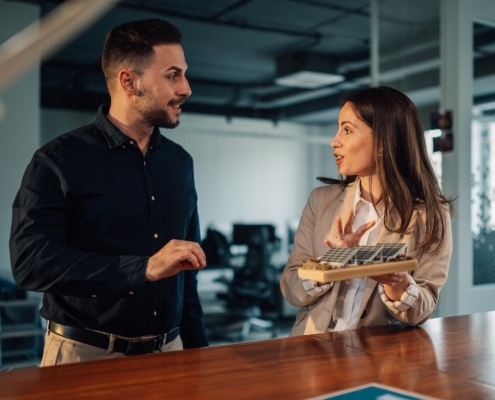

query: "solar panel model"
left=298, top=243, right=417, bottom=283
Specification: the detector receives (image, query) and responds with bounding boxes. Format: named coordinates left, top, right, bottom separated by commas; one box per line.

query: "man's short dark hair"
left=101, top=19, right=182, bottom=91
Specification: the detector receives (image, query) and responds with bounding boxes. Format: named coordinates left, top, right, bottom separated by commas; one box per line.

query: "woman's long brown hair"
left=337, top=86, right=454, bottom=252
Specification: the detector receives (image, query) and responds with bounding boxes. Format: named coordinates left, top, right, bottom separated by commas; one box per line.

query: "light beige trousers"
left=40, top=329, right=183, bottom=367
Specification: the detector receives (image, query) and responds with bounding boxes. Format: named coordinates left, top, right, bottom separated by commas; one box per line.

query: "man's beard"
left=135, top=87, right=182, bottom=129
left=140, top=106, right=180, bottom=129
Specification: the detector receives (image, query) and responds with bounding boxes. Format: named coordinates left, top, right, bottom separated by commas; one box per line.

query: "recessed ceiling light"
left=275, top=71, right=345, bottom=89
left=275, top=51, right=345, bottom=89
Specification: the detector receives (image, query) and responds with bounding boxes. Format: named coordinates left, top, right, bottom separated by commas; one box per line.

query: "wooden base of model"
left=298, top=259, right=418, bottom=283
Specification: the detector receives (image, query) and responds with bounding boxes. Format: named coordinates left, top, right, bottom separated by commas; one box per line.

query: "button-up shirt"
left=10, top=106, right=208, bottom=348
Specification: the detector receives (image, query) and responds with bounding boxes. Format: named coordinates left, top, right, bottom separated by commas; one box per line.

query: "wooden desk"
left=0, top=312, right=494, bottom=399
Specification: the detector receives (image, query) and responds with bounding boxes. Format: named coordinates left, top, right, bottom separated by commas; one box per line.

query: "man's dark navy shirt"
left=10, top=106, right=208, bottom=348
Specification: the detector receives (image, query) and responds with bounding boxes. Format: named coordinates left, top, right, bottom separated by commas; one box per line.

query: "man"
left=10, top=19, right=208, bottom=366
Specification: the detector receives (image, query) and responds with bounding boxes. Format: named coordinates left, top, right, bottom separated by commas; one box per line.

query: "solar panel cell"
left=319, top=248, right=359, bottom=267
left=312, top=244, right=408, bottom=268
left=377, top=243, right=408, bottom=260
left=355, top=245, right=384, bottom=263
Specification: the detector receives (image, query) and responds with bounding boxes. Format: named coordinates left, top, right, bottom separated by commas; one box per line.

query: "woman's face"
left=331, top=102, right=375, bottom=177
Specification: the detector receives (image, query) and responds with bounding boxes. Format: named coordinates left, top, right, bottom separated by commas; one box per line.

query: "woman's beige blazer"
left=280, top=180, right=452, bottom=336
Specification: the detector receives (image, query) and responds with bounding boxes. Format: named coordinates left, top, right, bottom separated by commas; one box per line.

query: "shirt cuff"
left=379, top=275, right=419, bottom=314
left=114, top=255, right=148, bottom=297
left=301, top=278, right=333, bottom=297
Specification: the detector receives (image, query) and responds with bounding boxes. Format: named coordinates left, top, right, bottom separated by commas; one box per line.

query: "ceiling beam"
left=286, top=0, right=418, bottom=27
left=207, top=0, right=251, bottom=20
left=18, top=0, right=322, bottom=39
left=117, top=2, right=322, bottom=40
left=285, top=0, right=370, bottom=18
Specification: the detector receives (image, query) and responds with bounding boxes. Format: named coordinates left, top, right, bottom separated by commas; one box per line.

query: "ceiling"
left=15, top=0, right=495, bottom=125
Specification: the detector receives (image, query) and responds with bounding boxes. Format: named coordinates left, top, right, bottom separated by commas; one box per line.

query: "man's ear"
left=118, top=69, right=139, bottom=95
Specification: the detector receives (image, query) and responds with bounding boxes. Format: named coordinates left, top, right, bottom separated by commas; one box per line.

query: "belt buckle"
left=125, top=336, right=163, bottom=356
left=125, top=340, right=149, bottom=356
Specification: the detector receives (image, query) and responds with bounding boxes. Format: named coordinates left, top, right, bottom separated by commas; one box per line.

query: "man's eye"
left=169, top=74, right=177, bottom=81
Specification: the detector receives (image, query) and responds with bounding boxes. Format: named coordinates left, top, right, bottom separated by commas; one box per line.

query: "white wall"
left=168, top=114, right=312, bottom=253
left=0, top=1, right=40, bottom=280
left=307, top=123, right=340, bottom=185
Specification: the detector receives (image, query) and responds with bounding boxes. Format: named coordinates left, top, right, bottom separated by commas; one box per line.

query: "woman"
left=280, top=86, right=453, bottom=335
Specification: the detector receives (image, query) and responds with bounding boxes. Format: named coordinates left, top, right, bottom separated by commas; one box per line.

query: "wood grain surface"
left=318, top=311, right=495, bottom=387
left=298, top=259, right=418, bottom=282
left=0, top=312, right=494, bottom=399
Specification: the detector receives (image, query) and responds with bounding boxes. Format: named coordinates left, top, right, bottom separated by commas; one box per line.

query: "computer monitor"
left=232, top=224, right=277, bottom=245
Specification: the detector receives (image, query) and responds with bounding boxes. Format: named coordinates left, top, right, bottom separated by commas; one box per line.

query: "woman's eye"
left=344, top=128, right=351, bottom=134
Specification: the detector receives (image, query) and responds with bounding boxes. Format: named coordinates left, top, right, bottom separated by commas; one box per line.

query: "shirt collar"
left=353, top=178, right=365, bottom=210
left=95, top=105, right=162, bottom=150
left=353, top=178, right=383, bottom=219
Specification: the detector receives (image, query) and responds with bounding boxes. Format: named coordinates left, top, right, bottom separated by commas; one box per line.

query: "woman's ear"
left=377, top=145, right=384, bottom=158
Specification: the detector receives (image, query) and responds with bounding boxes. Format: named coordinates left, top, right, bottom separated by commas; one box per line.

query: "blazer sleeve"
left=388, top=206, right=452, bottom=325
left=280, top=187, right=334, bottom=307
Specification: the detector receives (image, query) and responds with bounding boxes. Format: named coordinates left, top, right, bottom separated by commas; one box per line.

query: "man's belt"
left=48, top=321, right=180, bottom=356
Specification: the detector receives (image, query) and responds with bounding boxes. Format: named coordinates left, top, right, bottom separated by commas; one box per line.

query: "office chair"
left=201, top=228, right=232, bottom=267
left=215, top=224, right=279, bottom=341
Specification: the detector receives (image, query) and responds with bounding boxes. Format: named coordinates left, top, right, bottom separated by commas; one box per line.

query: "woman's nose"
left=331, top=134, right=341, bottom=149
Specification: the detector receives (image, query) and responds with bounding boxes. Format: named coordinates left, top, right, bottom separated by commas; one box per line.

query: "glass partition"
left=471, top=21, right=495, bottom=286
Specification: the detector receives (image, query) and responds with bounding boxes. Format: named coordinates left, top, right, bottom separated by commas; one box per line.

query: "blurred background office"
left=1, top=0, right=495, bottom=370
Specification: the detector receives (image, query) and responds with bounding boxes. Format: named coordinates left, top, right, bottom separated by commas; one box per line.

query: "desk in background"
left=1, top=312, right=494, bottom=399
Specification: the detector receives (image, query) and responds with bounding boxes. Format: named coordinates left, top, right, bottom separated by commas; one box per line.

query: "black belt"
left=48, top=321, right=180, bottom=356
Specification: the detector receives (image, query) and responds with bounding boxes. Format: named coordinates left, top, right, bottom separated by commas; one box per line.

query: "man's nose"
left=178, top=78, right=192, bottom=98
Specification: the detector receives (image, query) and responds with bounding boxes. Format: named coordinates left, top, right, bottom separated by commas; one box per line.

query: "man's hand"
left=371, top=272, right=409, bottom=301
left=145, top=239, right=207, bottom=281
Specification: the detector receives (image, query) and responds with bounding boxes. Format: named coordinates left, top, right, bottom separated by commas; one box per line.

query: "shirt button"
left=144, top=161, right=147, bottom=166
left=151, top=196, right=155, bottom=201
left=129, top=291, right=134, bottom=295
left=153, top=311, right=157, bottom=316
left=130, top=140, right=134, bottom=145
left=154, top=234, right=158, bottom=239
left=122, top=145, right=126, bottom=149
left=92, top=295, right=97, bottom=298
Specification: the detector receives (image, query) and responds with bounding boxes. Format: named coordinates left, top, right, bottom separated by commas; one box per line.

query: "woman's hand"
left=371, top=272, right=409, bottom=301
left=324, top=209, right=376, bottom=248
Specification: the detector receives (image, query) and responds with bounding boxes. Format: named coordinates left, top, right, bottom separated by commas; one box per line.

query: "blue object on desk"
left=317, top=383, right=430, bottom=400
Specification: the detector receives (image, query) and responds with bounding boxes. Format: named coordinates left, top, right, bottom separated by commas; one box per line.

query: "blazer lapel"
left=327, top=180, right=358, bottom=243
left=322, top=180, right=358, bottom=317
